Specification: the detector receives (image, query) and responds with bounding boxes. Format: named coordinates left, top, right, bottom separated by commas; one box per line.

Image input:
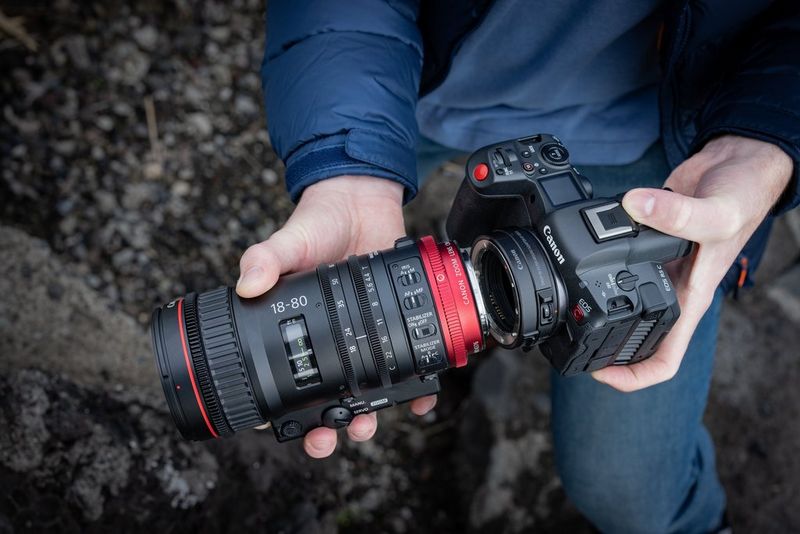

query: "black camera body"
left=447, top=133, right=692, bottom=375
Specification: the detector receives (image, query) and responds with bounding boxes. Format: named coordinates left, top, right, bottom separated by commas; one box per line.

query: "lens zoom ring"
left=183, top=295, right=232, bottom=437
left=197, top=287, right=264, bottom=432
left=319, top=269, right=359, bottom=395
left=348, top=257, right=390, bottom=387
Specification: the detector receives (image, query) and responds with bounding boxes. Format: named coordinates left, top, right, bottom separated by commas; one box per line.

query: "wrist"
left=701, top=135, right=793, bottom=193
left=302, top=175, right=404, bottom=207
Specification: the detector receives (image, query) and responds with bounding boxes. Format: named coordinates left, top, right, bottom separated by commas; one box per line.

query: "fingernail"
left=236, top=265, right=263, bottom=288
left=625, top=191, right=655, bottom=219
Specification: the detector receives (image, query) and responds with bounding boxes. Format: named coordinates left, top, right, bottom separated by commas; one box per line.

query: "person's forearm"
left=262, top=2, right=423, bottom=202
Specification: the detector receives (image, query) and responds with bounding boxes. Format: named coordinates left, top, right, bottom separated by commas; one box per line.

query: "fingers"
left=302, top=399, right=437, bottom=458
left=410, top=395, right=437, bottom=416
left=591, top=301, right=705, bottom=392
left=592, top=257, right=716, bottom=392
left=622, top=188, right=735, bottom=242
left=346, top=412, right=377, bottom=442
left=303, top=427, right=337, bottom=458
left=236, top=226, right=308, bottom=298
left=302, top=413, right=377, bottom=459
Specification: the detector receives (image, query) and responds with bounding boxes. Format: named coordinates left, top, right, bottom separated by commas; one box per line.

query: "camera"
left=150, top=134, right=691, bottom=442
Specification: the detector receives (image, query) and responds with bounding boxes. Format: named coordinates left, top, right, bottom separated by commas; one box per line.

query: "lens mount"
left=471, top=229, right=566, bottom=349
left=471, top=239, right=521, bottom=347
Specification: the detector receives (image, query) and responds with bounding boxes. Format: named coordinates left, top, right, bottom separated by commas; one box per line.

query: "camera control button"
left=404, top=294, right=427, bottom=310
left=399, top=272, right=421, bottom=286
left=279, top=420, right=303, bottom=438
left=322, top=407, right=354, bottom=429
left=413, top=324, right=437, bottom=339
left=473, top=163, right=489, bottom=181
left=570, top=303, right=585, bottom=323
left=615, top=271, right=639, bottom=292
left=541, top=143, right=569, bottom=165
left=522, top=161, right=535, bottom=173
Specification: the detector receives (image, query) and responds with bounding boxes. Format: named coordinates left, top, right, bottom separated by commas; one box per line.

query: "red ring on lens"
left=418, top=236, right=483, bottom=368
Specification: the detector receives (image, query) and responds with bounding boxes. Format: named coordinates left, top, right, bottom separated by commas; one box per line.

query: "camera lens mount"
left=471, top=229, right=566, bottom=349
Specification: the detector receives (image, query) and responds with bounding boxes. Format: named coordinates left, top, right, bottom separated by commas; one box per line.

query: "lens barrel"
left=150, top=237, right=486, bottom=441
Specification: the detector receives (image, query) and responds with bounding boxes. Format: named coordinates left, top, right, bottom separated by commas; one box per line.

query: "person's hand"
left=236, top=175, right=438, bottom=457
left=593, top=135, right=793, bottom=392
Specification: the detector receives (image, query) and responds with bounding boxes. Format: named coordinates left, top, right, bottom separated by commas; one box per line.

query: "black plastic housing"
left=448, top=133, right=692, bottom=375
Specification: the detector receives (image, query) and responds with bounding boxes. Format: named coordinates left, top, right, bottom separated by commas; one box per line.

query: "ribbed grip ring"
left=348, top=257, right=391, bottom=388
left=319, top=267, right=359, bottom=396
left=196, top=287, right=264, bottom=432
left=418, top=237, right=469, bottom=367
left=183, top=295, right=231, bottom=437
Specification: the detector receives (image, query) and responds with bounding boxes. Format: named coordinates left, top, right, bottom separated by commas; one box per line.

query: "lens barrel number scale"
left=151, top=133, right=692, bottom=443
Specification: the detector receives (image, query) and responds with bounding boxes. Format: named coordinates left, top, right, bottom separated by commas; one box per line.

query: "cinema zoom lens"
left=150, top=236, right=492, bottom=441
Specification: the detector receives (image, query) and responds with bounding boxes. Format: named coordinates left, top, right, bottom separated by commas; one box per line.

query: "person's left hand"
left=592, top=135, right=793, bottom=392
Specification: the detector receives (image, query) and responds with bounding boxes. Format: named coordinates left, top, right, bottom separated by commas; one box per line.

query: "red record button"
left=473, top=163, right=489, bottom=181
left=571, top=303, right=585, bottom=323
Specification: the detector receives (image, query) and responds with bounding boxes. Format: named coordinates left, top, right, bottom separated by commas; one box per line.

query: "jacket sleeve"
left=691, top=0, right=800, bottom=214
left=262, top=1, right=422, bottom=202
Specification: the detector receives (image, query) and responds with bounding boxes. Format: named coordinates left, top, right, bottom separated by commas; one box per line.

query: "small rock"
left=94, top=191, right=118, bottom=214
left=47, top=282, right=64, bottom=301
left=64, top=35, right=91, bottom=70
left=53, top=140, right=77, bottom=156
left=11, top=144, right=27, bottom=158
left=142, top=160, right=163, bottom=180
left=187, top=113, right=213, bottom=137
left=171, top=181, right=191, bottom=196
left=208, top=26, right=231, bottom=42
left=96, top=116, right=114, bottom=132
left=112, top=249, right=136, bottom=269
left=234, top=94, right=259, bottom=118
left=112, top=102, right=134, bottom=117
left=106, top=42, right=150, bottom=85
left=133, top=26, right=159, bottom=51
left=261, top=168, right=278, bottom=186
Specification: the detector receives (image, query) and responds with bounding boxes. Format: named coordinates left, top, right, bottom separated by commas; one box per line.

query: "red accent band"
left=418, top=236, right=482, bottom=368
left=177, top=298, right=219, bottom=438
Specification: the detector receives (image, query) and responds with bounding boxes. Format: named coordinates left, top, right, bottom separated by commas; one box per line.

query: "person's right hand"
left=236, top=175, right=438, bottom=458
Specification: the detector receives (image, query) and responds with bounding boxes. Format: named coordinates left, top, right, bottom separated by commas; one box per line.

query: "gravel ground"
left=1, top=1, right=800, bottom=533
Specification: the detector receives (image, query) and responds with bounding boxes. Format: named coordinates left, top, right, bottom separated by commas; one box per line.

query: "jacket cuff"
left=692, top=103, right=800, bottom=215
left=285, top=130, right=419, bottom=203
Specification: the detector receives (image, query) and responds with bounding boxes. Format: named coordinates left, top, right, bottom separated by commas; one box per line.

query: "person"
left=237, top=2, right=799, bottom=532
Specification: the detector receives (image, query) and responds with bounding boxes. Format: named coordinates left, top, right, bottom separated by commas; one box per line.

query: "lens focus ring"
left=196, top=288, right=264, bottom=432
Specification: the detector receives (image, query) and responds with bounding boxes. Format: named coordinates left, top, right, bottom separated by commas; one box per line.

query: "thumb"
left=621, top=188, right=730, bottom=242
left=236, top=226, right=309, bottom=298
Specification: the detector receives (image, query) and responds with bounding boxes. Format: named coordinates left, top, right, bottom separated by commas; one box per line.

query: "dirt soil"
left=1, top=1, right=799, bottom=533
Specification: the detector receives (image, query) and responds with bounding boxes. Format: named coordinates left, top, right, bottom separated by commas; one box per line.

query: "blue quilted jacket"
left=262, top=0, right=800, bottom=291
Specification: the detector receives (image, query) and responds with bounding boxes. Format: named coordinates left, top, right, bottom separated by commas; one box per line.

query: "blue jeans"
left=417, top=137, right=726, bottom=533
